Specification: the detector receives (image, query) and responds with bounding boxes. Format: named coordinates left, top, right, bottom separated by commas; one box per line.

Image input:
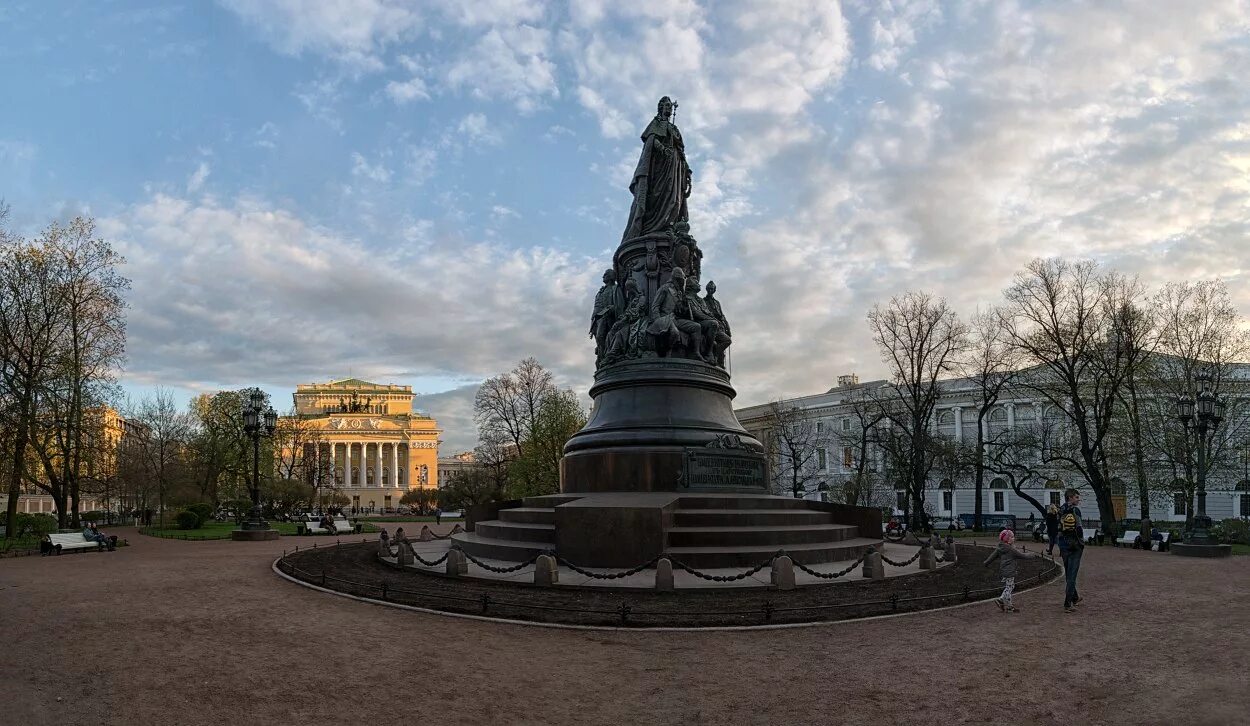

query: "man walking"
left=1057, top=488, right=1085, bottom=613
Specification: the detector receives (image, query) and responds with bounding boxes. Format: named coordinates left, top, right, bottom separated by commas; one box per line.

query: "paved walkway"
left=3, top=527, right=1247, bottom=725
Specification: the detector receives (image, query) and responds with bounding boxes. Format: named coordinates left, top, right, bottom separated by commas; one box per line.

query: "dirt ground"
left=2, top=527, right=1247, bottom=726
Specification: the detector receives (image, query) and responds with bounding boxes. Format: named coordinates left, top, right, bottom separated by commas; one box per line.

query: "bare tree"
left=1109, top=300, right=1160, bottom=520
left=130, top=389, right=193, bottom=527
left=960, top=309, right=1020, bottom=530
left=474, top=357, right=556, bottom=493
left=868, top=291, right=968, bottom=528
left=835, top=384, right=886, bottom=506
left=999, top=258, right=1152, bottom=535
left=760, top=400, right=831, bottom=499
left=1, top=229, right=69, bottom=536
left=1139, top=280, right=1250, bottom=524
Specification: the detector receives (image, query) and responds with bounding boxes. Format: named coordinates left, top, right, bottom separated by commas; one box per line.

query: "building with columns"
left=737, top=371, right=1250, bottom=527
left=283, top=379, right=441, bottom=514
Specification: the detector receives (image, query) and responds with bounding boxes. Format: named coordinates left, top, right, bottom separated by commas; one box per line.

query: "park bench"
left=331, top=518, right=355, bottom=535
left=43, top=532, right=108, bottom=555
left=1151, top=532, right=1171, bottom=552
left=303, top=521, right=332, bottom=535
left=1114, top=530, right=1140, bottom=548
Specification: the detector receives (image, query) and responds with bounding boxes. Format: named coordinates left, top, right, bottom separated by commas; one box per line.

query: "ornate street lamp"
left=233, top=389, right=279, bottom=541
left=1173, top=372, right=1228, bottom=554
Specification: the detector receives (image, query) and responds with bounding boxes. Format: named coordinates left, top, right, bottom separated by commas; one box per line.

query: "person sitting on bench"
left=82, top=524, right=113, bottom=550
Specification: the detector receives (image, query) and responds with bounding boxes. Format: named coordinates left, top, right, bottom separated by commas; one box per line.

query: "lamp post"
left=232, top=389, right=279, bottom=541
left=1173, top=372, right=1231, bottom=556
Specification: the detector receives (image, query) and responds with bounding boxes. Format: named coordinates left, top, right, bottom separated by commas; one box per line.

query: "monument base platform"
left=231, top=529, right=281, bottom=541
left=1170, top=542, right=1232, bottom=558
left=455, top=492, right=882, bottom=569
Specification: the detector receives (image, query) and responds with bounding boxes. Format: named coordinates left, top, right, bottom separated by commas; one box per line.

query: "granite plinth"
left=1170, top=543, right=1232, bottom=558
left=561, top=359, right=768, bottom=494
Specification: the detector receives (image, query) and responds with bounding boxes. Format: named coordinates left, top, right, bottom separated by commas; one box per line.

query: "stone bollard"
left=534, top=554, right=559, bottom=585
left=449, top=524, right=465, bottom=535
left=378, top=533, right=392, bottom=558
left=445, top=549, right=468, bottom=576
left=418, top=526, right=434, bottom=542
left=397, top=541, right=413, bottom=566
left=919, top=546, right=937, bottom=570
left=932, top=533, right=945, bottom=551
left=654, top=558, right=674, bottom=591
left=945, top=540, right=958, bottom=563
left=861, top=551, right=885, bottom=580
left=771, top=555, right=796, bottom=590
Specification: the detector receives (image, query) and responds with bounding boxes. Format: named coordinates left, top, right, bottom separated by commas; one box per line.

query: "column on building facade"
left=1006, top=402, right=1015, bottom=429
left=344, top=442, right=352, bottom=487
left=952, top=406, right=963, bottom=443
left=391, top=442, right=398, bottom=488
left=357, top=443, right=367, bottom=487
left=373, top=441, right=382, bottom=488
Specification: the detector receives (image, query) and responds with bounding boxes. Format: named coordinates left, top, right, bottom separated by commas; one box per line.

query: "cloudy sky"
left=3, top=1, right=1248, bottom=453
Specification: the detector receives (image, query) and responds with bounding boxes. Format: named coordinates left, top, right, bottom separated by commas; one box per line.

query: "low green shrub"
left=185, top=502, right=214, bottom=527
left=15, top=513, right=58, bottom=538
left=1212, top=518, right=1250, bottom=545
left=81, top=510, right=105, bottom=523
left=174, top=510, right=201, bottom=530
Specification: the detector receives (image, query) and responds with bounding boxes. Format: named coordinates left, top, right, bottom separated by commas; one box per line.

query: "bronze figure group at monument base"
left=589, top=96, right=731, bottom=370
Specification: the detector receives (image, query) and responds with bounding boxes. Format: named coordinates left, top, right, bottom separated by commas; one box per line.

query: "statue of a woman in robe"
left=620, top=96, right=692, bottom=243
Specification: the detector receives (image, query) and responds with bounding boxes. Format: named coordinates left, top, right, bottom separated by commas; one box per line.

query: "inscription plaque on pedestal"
left=681, top=449, right=767, bottom=490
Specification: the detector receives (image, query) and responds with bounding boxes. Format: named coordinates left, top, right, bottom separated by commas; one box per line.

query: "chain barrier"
left=791, top=551, right=870, bottom=580
left=452, top=545, right=543, bottom=573
left=668, top=551, right=781, bottom=582
left=880, top=548, right=923, bottom=568
left=550, top=552, right=661, bottom=580
left=281, top=540, right=1061, bottom=623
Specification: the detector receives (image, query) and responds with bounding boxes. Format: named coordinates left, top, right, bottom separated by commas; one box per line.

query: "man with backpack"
left=1057, top=488, right=1085, bottom=613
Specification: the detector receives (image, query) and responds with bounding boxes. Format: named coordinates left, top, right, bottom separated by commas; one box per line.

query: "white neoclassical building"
left=736, top=369, right=1250, bottom=527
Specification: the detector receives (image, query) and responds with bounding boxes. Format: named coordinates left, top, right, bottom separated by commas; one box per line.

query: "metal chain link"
left=668, top=551, right=781, bottom=582
left=791, top=551, right=870, bottom=580
left=551, top=552, right=661, bottom=580
left=880, top=548, right=923, bottom=568
left=452, top=545, right=542, bottom=573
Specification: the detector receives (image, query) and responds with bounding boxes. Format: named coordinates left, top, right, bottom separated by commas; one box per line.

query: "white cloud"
left=218, top=0, right=422, bottom=68
left=456, top=113, right=502, bottom=145
left=385, top=77, right=429, bottom=104
left=187, top=161, right=210, bottom=193
left=350, top=152, right=391, bottom=183
left=444, top=25, right=558, bottom=111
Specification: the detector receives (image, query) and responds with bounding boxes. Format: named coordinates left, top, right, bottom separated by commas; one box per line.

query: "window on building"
left=895, top=490, right=908, bottom=511
left=1049, top=491, right=1061, bottom=507
left=942, top=491, right=953, bottom=512
left=816, top=421, right=824, bottom=433
left=1174, top=492, right=1187, bottom=516
left=817, top=448, right=827, bottom=470
left=1240, top=493, right=1250, bottom=518
left=841, top=418, right=851, bottom=432
left=843, top=447, right=854, bottom=467
left=384, top=495, right=392, bottom=509
left=993, top=491, right=1005, bottom=512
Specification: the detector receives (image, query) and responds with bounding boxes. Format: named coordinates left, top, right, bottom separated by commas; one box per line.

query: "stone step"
left=523, top=494, right=584, bottom=508
left=672, top=508, right=834, bottom=527
left=497, top=507, right=557, bottom=525
left=473, top=520, right=556, bottom=544
left=663, top=537, right=880, bottom=569
left=450, top=531, right=552, bottom=562
left=666, top=523, right=858, bottom=548
left=675, top=494, right=816, bottom=510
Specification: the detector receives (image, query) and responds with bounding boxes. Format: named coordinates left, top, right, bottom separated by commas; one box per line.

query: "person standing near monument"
left=983, top=529, right=1037, bottom=613
left=1057, top=488, right=1085, bottom=613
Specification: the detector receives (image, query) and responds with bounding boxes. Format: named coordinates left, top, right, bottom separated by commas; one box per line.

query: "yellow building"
left=5, top=405, right=137, bottom=516
left=285, top=378, right=441, bottom=514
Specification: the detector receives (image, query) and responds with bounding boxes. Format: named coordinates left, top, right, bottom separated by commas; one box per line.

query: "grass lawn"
left=142, top=520, right=380, bottom=540
left=1231, top=543, right=1250, bottom=556
left=1, top=536, right=41, bottom=553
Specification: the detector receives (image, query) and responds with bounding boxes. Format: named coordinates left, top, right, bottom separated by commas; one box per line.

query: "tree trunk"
left=1125, top=385, right=1150, bottom=520
left=4, top=416, right=31, bottom=539
left=973, top=422, right=985, bottom=531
